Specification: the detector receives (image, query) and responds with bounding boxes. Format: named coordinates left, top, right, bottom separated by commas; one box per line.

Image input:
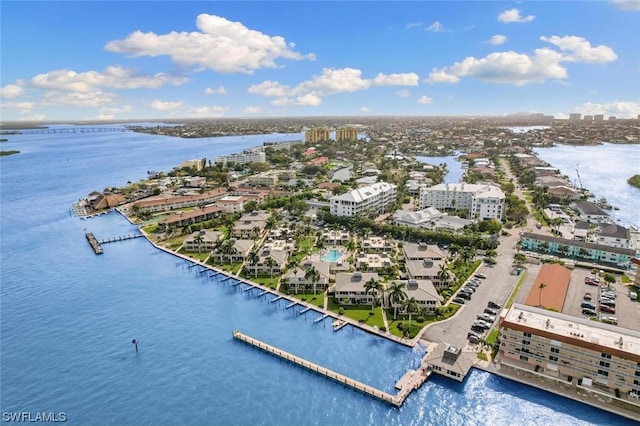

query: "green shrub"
left=338, top=307, right=344, bottom=315
left=397, top=322, right=404, bottom=331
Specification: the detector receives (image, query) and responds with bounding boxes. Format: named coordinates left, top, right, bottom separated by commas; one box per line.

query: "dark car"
left=459, top=292, right=472, bottom=300
left=488, top=301, right=501, bottom=309
left=582, top=308, right=597, bottom=316
left=453, top=297, right=466, bottom=304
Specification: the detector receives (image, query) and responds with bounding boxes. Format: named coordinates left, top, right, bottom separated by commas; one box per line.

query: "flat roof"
left=502, top=304, right=640, bottom=362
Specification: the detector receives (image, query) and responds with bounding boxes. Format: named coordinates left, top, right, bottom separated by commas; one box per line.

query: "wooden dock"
left=85, top=232, right=103, bottom=254
left=232, top=331, right=429, bottom=407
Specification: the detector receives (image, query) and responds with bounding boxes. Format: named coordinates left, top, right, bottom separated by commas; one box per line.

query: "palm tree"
left=538, top=282, right=547, bottom=308
left=193, top=233, right=204, bottom=253
left=402, top=297, right=419, bottom=328
left=364, top=277, right=383, bottom=311
left=248, top=250, right=260, bottom=278
left=437, top=263, right=452, bottom=288
left=304, top=266, right=321, bottom=295
left=388, top=281, right=407, bottom=320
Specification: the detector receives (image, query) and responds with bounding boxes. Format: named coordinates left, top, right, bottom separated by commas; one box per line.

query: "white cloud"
left=489, top=35, right=507, bottom=45
left=204, top=85, right=227, bottom=95
left=249, top=68, right=420, bottom=107
left=98, top=106, right=132, bottom=120
left=0, top=84, right=25, bottom=99
left=0, top=101, right=36, bottom=112
left=498, top=8, right=535, bottom=23
left=187, top=106, right=228, bottom=117
left=610, top=0, right=640, bottom=10
left=360, top=107, right=371, bottom=112
left=41, top=91, right=116, bottom=107
left=396, top=89, right=411, bottom=98
left=574, top=101, right=640, bottom=118
left=105, top=14, right=315, bottom=74
left=244, top=106, right=262, bottom=114
left=406, top=22, right=422, bottom=29
left=540, top=36, right=617, bottom=63
left=426, top=69, right=461, bottom=83
left=426, top=21, right=444, bottom=32
left=417, top=95, right=433, bottom=104
left=30, top=66, right=187, bottom=92
left=427, top=35, right=616, bottom=86
left=150, top=100, right=184, bottom=111
left=373, top=72, right=419, bottom=86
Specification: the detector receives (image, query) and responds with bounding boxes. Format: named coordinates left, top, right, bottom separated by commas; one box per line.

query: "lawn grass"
left=326, top=299, right=385, bottom=328
left=486, top=329, right=500, bottom=346
left=159, top=236, right=185, bottom=250
left=506, top=269, right=528, bottom=308
left=240, top=274, right=278, bottom=289
left=180, top=250, right=209, bottom=262
left=210, top=261, right=243, bottom=276
left=283, top=291, right=325, bottom=308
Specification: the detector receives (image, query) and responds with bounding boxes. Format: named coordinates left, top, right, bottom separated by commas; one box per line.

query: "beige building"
left=335, top=126, right=358, bottom=142
left=305, top=127, right=330, bottom=143
left=499, top=304, right=640, bottom=398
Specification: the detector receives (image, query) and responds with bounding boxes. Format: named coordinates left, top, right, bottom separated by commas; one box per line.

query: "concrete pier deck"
left=232, top=330, right=430, bottom=407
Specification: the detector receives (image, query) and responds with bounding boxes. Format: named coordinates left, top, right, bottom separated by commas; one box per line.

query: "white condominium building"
left=214, top=149, right=266, bottom=165
left=330, top=182, right=397, bottom=217
left=419, top=182, right=505, bottom=221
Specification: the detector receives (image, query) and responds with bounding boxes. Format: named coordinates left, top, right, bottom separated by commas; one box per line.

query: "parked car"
left=484, top=308, right=498, bottom=316
left=462, top=286, right=475, bottom=293
left=584, top=279, right=599, bottom=286
left=488, top=301, right=501, bottom=309
left=581, top=301, right=596, bottom=310
left=459, top=292, right=472, bottom=300
left=599, top=305, right=616, bottom=314
left=471, top=325, right=486, bottom=333
left=602, top=316, right=618, bottom=325
left=583, top=292, right=592, bottom=301
left=475, top=273, right=487, bottom=279
left=478, top=313, right=496, bottom=322
left=453, top=297, right=466, bottom=304
left=600, top=300, right=616, bottom=308
left=466, top=282, right=479, bottom=289
left=582, top=308, right=597, bottom=316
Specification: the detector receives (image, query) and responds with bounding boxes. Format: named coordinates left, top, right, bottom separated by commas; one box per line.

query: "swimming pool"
left=321, top=249, right=343, bottom=262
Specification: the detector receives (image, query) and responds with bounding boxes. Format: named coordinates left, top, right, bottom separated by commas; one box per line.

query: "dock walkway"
left=232, top=330, right=429, bottom=407
left=85, top=232, right=103, bottom=254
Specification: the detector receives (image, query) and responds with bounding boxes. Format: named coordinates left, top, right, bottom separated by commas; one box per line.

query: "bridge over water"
left=16, top=127, right=130, bottom=135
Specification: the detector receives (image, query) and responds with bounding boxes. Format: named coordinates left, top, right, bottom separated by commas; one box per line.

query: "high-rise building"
left=305, top=128, right=330, bottom=144
left=583, top=115, right=593, bottom=121
left=569, top=113, right=581, bottom=122
left=594, top=114, right=604, bottom=122
left=418, top=182, right=505, bottom=221
left=330, top=182, right=397, bottom=217
left=335, top=126, right=358, bottom=142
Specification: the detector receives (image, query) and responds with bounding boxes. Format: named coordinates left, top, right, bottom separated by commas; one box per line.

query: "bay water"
left=0, top=126, right=634, bottom=425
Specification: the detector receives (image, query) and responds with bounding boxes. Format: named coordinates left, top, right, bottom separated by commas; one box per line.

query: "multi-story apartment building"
left=499, top=304, right=640, bottom=398
left=305, top=127, right=330, bottom=144
left=335, top=126, right=358, bottom=142
left=569, top=113, right=582, bottom=122
left=214, top=149, right=266, bottom=165
left=329, top=182, right=397, bottom=217
left=519, top=232, right=635, bottom=268
left=419, top=182, right=505, bottom=221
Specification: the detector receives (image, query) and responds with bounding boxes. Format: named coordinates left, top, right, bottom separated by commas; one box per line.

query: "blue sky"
left=1, top=1, right=639, bottom=121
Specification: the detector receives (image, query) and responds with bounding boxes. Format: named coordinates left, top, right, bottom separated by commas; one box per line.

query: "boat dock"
left=232, top=331, right=429, bottom=407
left=85, top=232, right=103, bottom=254
left=99, top=233, right=144, bottom=244
left=314, top=314, right=329, bottom=323
left=270, top=295, right=284, bottom=303
left=285, top=302, right=297, bottom=309
left=332, top=319, right=348, bottom=331
left=299, top=307, right=312, bottom=315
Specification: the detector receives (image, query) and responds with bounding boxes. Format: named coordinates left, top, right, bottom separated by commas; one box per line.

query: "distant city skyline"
left=1, top=1, right=639, bottom=122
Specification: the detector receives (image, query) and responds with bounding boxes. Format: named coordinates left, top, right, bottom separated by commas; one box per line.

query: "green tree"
left=603, top=273, right=616, bottom=288
left=304, top=265, right=321, bottom=295
left=388, top=281, right=407, bottom=320
left=538, top=282, right=547, bottom=308
left=364, top=277, right=383, bottom=311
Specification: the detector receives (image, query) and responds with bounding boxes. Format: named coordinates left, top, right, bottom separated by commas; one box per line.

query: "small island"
left=628, top=174, right=640, bottom=188
left=0, top=150, right=20, bottom=156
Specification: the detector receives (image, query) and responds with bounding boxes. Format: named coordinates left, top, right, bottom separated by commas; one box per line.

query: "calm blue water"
left=321, top=249, right=343, bottom=262
left=415, top=155, right=464, bottom=183
left=534, top=143, right=640, bottom=229
left=1, top=126, right=635, bottom=425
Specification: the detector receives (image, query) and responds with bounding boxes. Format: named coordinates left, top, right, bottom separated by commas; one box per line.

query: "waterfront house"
left=572, top=201, right=611, bottom=224
left=281, top=260, right=330, bottom=293
left=157, top=205, right=223, bottom=232
left=388, top=279, right=442, bottom=314
left=333, top=272, right=381, bottom=305
left=183, top=230, right=223, bottom=252
left=209, top=238, right=254, bottom=264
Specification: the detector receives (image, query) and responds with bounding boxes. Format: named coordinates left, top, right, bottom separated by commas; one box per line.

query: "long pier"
left=232, top=331, right=429, bottom=407
left=99, top=234, right=144, bottom=244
